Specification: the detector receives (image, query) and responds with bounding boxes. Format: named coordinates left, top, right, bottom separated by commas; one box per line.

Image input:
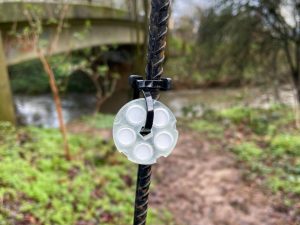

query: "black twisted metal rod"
left=133, top=164, right=152, bottom=225
left=133, top=1, right=171, bottom=225
left=146, top=0, right=170, bottom=99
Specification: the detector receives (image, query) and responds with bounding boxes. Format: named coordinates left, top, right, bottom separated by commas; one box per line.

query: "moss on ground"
left=189, top=104, right=300, bottom=208
left=188, top=120, right=224, bottom=138
left=81, top=114, right=115, bottom=129
left=0, top=122, right=168, bottom=225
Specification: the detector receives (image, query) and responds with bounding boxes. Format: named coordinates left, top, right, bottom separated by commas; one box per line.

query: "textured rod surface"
left=146, top=0, right=170, bottom=99
left=133, top=164, right=152, bottom=225
left=133, top=0, right=170, bottom=225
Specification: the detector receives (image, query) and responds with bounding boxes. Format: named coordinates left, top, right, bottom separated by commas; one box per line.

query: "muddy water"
left=14, top=87, right=295, bottom=128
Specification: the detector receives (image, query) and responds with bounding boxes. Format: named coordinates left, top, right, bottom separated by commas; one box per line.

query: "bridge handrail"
left=0, top=0, right=143, bottom=12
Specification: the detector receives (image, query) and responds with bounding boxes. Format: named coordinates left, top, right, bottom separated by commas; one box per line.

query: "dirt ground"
left=150, top=129, right=299, bottom=225
left=68, top=123, right=299, bottom=225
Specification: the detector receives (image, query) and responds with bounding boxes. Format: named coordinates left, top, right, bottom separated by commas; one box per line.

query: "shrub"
left=232, top=142, right=263, bottom=162
left=270, top=134, right=300, bottom=157
left=219, top=105, right=293, bottom=135
left=189, top=120, right=224, bottom=138
left=268, top=175, right=300, bottom=195
left=82, top=113, right=115, bottom=129
left=219, top=107, right=252, bottom=124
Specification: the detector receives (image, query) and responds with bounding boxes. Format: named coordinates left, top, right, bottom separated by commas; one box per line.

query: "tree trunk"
left=95, top=96, right=109, bottom=113
left=273, top=79, right=281, bottom=103
left=290, top=67, right=300, bottom=102
left=38, top=51, right=71, bottom=161
left=0, top=32, right=15, bottom=124
left=133, top=0, right=145, bottom=74
left=271, top=51, right=281, bottom=102
left=295, top=83, right=300, bottom=104
left=293, top=86, right=300, bottom=129
left=291, top=69, right=300, bottom=128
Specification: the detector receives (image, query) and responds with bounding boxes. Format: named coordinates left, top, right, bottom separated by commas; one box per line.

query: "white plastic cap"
left=126, top=105, right=146, bottom=125
left=153, top=108, right=170, bottom=128
left=113, top=99, right=178, bottom=165
left=133, top=143, right=154, bottom=162
left=154, top=131, right=174, bottom=151
left=116, top=128, right=136, bottom=147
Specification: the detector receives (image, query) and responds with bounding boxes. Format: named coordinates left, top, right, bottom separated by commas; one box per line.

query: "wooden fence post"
left=0, top=31, right=16, bottom=124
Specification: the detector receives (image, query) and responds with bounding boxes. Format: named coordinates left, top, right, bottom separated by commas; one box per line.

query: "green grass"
left=219, top=106, right=253, bottom=124
left=232, top=142, right=263, bottom=162
left=82, top=114, right=115, bottom=129
left=189, top=120, right=224, bottom=138
left=270, top=134, right=300, bottom=157
left=190, top=105, right=300, bottom=205
left=218, top=104, right=294, bottom=135
left=0, top=122, right=167, bottom=225
left=264, top=134, right=300, bottom=196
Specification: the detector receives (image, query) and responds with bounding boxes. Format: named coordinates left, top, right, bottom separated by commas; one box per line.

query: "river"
left=14, top=87, right=296, bottom=128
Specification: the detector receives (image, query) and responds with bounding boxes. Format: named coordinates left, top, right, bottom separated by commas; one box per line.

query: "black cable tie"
left=140, top=90, right=154, bottom=136
left=128, top=75, right=172, bottom=136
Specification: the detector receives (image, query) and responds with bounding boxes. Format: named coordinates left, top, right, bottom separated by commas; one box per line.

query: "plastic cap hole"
left=153, top=108, right=170, bottom=128
left=117, top=128, right=136, bottom=146
left=133, top=143, right=154, bottom=161
left=154, top=132, right=174, bottom=151
left=126, top=105, right=146, bottom=125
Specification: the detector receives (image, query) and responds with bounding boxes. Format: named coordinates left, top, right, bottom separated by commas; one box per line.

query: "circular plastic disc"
left=113, top=99, right=178, bottom=165
left=117, top=128, right=136, bottom=147
left=133, top=143, right=154, bottom=162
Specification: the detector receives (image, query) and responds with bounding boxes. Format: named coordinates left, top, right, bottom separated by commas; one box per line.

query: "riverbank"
left=14, top=86, right=296, bottom=128
left=156, top=105, right=300, bottom=224
left=151, top=129, right=298, bottom=225
left=1, top=105, right=299, bottom=224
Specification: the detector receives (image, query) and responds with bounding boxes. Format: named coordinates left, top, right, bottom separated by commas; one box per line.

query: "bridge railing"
left=0, top=0, right=145, bottom=14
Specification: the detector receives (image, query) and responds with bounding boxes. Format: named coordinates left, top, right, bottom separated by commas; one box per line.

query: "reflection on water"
left=15, top=94, right=97, bottom=128
left=14, top=87, right=296, bottom=128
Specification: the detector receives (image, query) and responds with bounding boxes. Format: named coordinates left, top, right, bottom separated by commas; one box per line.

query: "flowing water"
left=14, top=87, right=296, bottom=128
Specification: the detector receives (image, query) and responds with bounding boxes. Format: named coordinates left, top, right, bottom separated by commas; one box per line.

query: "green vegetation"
left=81, top=114, right=115, bottom=129
left=189, top=120, right=224, bottom=138
left=9, top=57, right=95, bottom=95
left=189, top=105, right=300, bottom=208
left=219, top=105, right=294, bottom=135
left=8, top=45, right=123, bottom=96
left=0, top=122, right=167, bottom=225
left=165, top=0, right=299, bottom=111
left=232, top=142, right=263, bottom=162
left=9, top=60, right=50, bottom=94
left=270, top=135, right=300, bottom=157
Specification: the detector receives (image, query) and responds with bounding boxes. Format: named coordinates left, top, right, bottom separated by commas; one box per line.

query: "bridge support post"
left=0, top=31, right=16, bottom=124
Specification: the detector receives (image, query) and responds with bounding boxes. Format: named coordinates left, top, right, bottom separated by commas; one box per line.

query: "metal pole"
left=133, top=1, right=170, bottom=225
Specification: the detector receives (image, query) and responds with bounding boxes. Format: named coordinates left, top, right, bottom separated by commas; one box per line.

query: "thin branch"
left=24, top=6, right=71, bottom=161
left=48, top=3, right=70, bottom=54
left=37, top=47, right=71, bottom=161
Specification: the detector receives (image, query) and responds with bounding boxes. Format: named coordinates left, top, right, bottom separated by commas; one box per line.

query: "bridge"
left=0, top=0, right=144, bottom=65
left=0, top=0, right=145, bottom=123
